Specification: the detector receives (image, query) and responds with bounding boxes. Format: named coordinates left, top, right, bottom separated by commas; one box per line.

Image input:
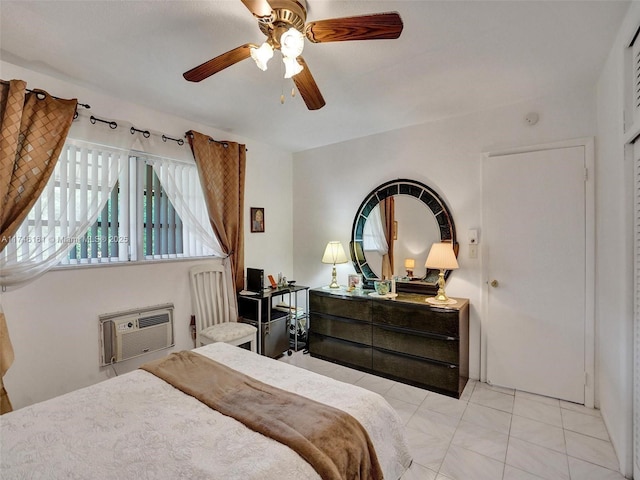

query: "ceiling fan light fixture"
left=183, top=2, right=403, bottom=111
left=282, top=56, right=303, bottom=78
left=280, top=27, right=304, bottom=58
left=250, top=42, right=274, bottom=71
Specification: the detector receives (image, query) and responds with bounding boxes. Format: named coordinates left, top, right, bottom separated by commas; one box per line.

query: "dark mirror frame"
left=350, top=178, right=458, bottom=294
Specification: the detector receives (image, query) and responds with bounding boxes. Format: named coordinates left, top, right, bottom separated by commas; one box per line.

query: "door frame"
left=480, top=137, right=595, bottom=407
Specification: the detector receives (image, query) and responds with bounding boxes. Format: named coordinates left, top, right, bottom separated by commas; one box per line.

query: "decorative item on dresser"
left=308, top=288, right=469, bottom=398
left=321, top=241, right=348, bottom=288
left=424, top=242, right=459, bottom=305
left=404, top=258, right=415, bottom=278
left=350, top=178, right=458, bottom=295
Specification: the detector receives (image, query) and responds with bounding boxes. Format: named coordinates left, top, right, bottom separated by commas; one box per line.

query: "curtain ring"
left=90, top=115, right=117, bottom=129
left=163, top=134, right=185, bottom=145
left=130, top=126, right=150, bottom=138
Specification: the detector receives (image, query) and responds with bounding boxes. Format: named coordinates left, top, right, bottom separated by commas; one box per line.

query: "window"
left=142, top=164, right=184, bottom=258
left=1, top=139, right=218, bottom=268
left=362, top=204, right=388, bottom=253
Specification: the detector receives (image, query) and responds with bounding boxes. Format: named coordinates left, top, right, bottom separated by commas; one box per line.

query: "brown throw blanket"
left=140, top=351, right=383, bottom=480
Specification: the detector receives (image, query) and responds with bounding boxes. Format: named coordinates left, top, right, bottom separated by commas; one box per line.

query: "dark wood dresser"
left=308, top=288, right=469, bottom=398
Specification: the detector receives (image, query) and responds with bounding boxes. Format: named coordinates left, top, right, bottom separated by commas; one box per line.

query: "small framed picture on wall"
left=250, top=207, right=265, bottom=233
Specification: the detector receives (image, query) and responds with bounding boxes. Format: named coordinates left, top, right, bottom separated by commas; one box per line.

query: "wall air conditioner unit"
left=99, top=304, right=174, bottom=366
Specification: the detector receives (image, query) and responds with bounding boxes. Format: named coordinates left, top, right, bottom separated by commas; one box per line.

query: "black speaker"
left=246, top=267, right=264, bottom=292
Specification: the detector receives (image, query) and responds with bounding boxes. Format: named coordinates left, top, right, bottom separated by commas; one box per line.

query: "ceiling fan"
left=183, top=0, right=403, bottom=110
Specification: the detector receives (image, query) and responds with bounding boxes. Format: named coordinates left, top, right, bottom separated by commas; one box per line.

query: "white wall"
left=3, top=23, right=636, bottom=473
left=293, top=85, right=597, bottom=384
left=0, top=61, right=295, bottom=409
left=292, top=22, right=638, bottom=471
left=595, top=2, right=637, bottom=477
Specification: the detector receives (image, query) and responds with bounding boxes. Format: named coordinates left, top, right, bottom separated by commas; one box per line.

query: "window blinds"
left=0, top=140, right=126, bottom=285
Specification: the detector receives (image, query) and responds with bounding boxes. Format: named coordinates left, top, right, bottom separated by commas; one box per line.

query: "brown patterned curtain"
left=0, top=79, right=77, bottom=414
left=186, top=130, right=245, bottom=293
left=379, top=196, right=395, bottom=279
left=0, top=308, right=14, bottom=415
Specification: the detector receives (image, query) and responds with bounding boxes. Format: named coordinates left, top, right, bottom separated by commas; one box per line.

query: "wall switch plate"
left=469, top=244, right=478, bottom=259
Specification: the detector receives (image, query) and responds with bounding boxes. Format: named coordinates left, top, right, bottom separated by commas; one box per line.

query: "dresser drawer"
left=309, top=332, right=372, bottom=370
left=372, top=301, right=459, bottom=337
left=372, top=348, right=460, bottom=396
left=310, top=292, right=370, bottom=322
left=372, top=324, right=459, bottom=364
left=310, top=313, right=372, bottom=345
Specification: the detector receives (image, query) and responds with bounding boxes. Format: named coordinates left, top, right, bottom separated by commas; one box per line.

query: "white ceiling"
left=0, top=0, right=630, bottom=152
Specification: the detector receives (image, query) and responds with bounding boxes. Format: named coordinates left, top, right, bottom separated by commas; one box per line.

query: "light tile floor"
left=279, top=351, right=626, bottom=480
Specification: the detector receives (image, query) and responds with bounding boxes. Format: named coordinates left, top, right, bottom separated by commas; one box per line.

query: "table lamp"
left=404, top=258, right=415, bottom=278
left=322, top=241, right=348, bottom=288
left=424, top=242, right=459, bottom=305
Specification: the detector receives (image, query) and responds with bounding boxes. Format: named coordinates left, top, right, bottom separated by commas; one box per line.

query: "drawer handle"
left=374, top=346, right=459, bottom=368
left=376, top=324, right=457, bottom=341
left=311, top=313, right=370, bottom=325
left=311, top=332, right=371, bottom=349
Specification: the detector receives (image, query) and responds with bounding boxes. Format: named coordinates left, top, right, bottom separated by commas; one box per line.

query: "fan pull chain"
left=278, top=63, right=296, bottom=104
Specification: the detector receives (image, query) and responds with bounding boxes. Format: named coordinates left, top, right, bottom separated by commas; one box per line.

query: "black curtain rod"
left=210, top=138, right=229, bottom=148
left=162, top=134, right=184, bottom=146
left=90, top=115, right=117, bottom=129
left=88, top=114, right=185, bottom=147
left=25, top=87, right=90, bottom=110
left=184, top=131, right=248, bottom=151
left=25, top=87, right=90, bottom=120
left=12, top=82, right=194, bottom=150
left=22, top=81, right=240, bottom=152
left=130, top=126, right=150, bottom=138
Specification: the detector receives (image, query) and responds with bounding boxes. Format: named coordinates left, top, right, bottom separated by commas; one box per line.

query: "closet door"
left=483, top=141, right=593, bottom=404
left=633, top=138, right=640, bottom=480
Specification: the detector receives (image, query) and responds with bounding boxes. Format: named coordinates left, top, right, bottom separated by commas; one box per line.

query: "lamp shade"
left=250, top=42, right=274, bottom=71
left=280, top=27, right=305, bottom=58
left=425, top=242, right=459, bottom=270
left=404, top=258, right=415, bottom=269
left=282, top=56, right=303, bottom=78
left=322, top=241, right=348, bottom=265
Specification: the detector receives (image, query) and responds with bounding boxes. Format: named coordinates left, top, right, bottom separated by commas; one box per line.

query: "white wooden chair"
left=189, top=262, right=257, bottom=352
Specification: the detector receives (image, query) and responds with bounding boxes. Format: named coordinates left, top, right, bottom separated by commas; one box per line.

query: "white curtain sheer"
left=145, top=155, right=222, bottom=258
left=363, top=204, right=389, bottom=255
left=0, top=113, right=223, bottom=289
left=0, top=139, right=126, bottom=287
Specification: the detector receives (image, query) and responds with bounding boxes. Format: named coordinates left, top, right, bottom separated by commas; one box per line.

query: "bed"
left=0, top=343, right=412, bottom=479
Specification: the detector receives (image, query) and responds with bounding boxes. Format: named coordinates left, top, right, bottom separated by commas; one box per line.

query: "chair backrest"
left=189, top=262, right=231, bottom=333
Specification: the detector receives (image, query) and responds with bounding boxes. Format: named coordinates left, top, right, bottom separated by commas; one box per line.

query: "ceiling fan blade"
left=240, top=0, right=273, bottom=19
left=292, top=57, right=325, bottom=110
left=305, top=12, right=403, bottom=43
left=183, top=44, right=254, bottom=82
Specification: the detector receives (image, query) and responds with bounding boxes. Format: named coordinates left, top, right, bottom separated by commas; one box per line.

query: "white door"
left=483, top=143, right=591, bottom=404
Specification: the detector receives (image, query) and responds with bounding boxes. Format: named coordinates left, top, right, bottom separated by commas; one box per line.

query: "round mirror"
left=350, top=179, right=457, bottom=294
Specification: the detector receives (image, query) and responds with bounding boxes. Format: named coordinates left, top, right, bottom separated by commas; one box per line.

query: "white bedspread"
left=1, top=343, right=411, bottom=479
